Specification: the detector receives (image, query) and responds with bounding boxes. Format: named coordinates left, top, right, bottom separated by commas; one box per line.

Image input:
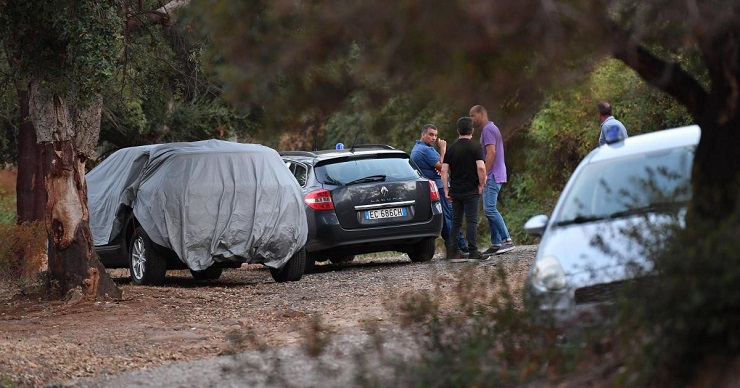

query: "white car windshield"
left=554, top=145, right=695, bottom=226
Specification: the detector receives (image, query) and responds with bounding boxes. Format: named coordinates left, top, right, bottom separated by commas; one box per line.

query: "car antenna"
left=349, top=129, right=361, bottom=153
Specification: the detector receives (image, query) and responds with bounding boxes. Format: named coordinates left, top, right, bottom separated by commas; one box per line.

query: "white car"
left=524, top=125, right=699, bottom=325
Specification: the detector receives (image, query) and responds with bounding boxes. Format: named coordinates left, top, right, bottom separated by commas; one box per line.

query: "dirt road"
left=0, top=247, right=535, bottom=386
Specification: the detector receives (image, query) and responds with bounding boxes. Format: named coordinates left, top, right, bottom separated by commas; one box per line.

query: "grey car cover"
left=87, top=140, right=308, bottom=271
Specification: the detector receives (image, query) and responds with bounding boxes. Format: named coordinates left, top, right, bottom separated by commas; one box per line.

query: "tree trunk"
left=692, top=114, right=740, bottom=225
left=16, top=88, right=47, bottom=223
left=29, top=80, right=122, bottom=300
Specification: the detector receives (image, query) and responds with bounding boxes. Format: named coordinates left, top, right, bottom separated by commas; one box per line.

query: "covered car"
left=523, top=125, right=699, bottom=326
left=87, top=139, right=308, bottom=285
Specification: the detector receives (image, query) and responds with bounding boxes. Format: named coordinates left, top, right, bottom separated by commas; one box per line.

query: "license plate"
left=364, top=207, right=407, bottom=220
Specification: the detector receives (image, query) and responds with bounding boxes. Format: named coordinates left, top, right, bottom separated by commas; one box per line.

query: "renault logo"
left=380, top=186, right=388, bottom=196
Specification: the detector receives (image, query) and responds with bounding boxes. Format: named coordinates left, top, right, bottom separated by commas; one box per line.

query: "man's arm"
left=484, top=144, right=495, bottom=174
left=441, top=163, right=451, bottom=200
left=476, top=160, right=486, bottom=194
left=433, top=139, right=447, bottom=173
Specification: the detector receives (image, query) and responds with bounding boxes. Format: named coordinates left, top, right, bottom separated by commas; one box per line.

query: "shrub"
left=0, top=221, right=47, bottom=283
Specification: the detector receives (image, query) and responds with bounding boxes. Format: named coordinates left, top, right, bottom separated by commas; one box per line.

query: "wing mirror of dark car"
left=524, top=214, right=549, bottom=237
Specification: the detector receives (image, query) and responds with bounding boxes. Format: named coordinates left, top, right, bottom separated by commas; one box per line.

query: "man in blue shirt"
left=411, top=124, right=468, bottom=254
left=598, top=101, right=629, bottom=145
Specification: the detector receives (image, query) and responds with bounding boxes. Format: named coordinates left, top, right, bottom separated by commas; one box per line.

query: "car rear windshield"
left=554, top=145, right=695, bottom=225
left=315, top=155, right=421, bottom=186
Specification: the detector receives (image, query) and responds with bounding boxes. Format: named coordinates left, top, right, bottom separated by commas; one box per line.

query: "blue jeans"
left=439, top=189, right=468, bottom=250
left=483, top=179, right=511, bottom=246
left=449, top=191, right=480, bottom=252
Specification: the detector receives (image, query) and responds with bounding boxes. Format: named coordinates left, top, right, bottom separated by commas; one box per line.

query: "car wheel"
left=190, top=266, right=223, bottom=281
left=408, top=237, right=436, bottom=262
left=304, top=257, right=316, bottom=274
left=329, top=255, right=355, bottom=264
left=270, top=247, right=306, bottom=282
left=129, top=227, right=167, bottom=285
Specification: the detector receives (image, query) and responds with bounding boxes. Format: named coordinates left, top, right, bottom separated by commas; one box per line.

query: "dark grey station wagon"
left=280, top=145, right=443, bottom=271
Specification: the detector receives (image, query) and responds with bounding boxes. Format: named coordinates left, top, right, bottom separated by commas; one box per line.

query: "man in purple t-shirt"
left=470, top=105, right=514, bottom=255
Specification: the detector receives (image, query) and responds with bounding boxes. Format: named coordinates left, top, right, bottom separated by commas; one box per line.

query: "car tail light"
left=428, top=180, right=440, bottom=201
left=305, top=189, right=335, bottom=210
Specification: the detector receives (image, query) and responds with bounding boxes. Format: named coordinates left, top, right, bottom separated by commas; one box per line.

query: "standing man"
left=597, top=100, right=628, bottom=145
left=470, top=105, right=514, bottom=255
left=441, top=117, right=486, bottom=261
left=411, top=124, right=468, bottom=254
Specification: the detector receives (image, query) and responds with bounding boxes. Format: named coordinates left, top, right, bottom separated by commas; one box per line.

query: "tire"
left=329, top=255, right=355, bottom=264
left=190, top=266, right=223, bottom=281
left=304, top=257, right=316, bottom=274
left=128, top=227, right=167, bottom=285
left=270, top=247, right=306, bottom=282
left=408, top=237, right=436, bottom=262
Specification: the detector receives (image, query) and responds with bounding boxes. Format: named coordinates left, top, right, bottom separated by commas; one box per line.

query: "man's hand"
left=438, top=139, right=447, bottom=150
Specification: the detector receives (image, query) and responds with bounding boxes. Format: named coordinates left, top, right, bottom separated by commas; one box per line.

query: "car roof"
left=280, top=144, right=408, bottom=162
left=588, top=125, right=700, bottom=164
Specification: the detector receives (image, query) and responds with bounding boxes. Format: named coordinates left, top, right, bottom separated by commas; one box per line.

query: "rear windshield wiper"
left=322, top=176, right=342, bottom=186
left=345, top=174, right=387, bottom=186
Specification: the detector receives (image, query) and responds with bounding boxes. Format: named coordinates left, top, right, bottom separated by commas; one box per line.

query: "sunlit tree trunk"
left=28, top=79, right=122, bottom=300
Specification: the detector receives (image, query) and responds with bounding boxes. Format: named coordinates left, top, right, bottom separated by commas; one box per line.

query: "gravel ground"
left=0, top=245, right=536, bottom=387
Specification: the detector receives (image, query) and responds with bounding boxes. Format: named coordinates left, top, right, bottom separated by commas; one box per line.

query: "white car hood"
left=537, top=213, right=681, bottom=289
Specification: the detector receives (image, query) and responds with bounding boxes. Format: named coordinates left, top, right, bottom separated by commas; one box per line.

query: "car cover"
left=87, top=140, right=308, bottom=271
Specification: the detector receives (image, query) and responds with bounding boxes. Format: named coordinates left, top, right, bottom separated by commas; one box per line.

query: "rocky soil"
left=0, top=246, right=536, bottom=387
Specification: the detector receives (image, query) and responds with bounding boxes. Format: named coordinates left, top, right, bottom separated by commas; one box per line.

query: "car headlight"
left=532, top=255, right=567, bottom=291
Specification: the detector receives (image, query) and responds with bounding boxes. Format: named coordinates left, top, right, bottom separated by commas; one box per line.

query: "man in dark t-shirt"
left=441, top=116, right=487, bottom=260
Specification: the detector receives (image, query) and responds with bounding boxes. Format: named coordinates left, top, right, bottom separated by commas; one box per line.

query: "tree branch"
left=609, top=25, right=707, bottom=121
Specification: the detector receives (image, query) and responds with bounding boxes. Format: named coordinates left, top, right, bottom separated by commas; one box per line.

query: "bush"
left=626, top=207, right=740, bottom=386
left=0, top=221, right=47, bottom=283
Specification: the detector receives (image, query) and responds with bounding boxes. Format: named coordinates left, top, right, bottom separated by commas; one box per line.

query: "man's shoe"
left=467, top=250, right=485, bottom=260
left=482, top=245, right=501, bottom=256
left=496, top=242, right=515, bottom=254
left=446, top=246, right=463, bottom=261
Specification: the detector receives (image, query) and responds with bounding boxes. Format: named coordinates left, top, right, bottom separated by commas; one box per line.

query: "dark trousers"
left=449, top=191, right=479, bottom=252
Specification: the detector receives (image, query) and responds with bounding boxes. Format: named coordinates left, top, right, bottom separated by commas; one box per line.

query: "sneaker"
left=496, top=241, right=515, bottom=254
left=467, top=250, right=485, bottom=260
left=482, top=245, right=501, bottom=256
left=445, top=246, right=464, bottom=261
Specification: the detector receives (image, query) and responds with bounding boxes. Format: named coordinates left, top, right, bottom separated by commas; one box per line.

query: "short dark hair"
left=470, top=105, right=486, bottom=115
left=456, top=116, right=473, bottom=136
left=421, top=124, right=437, bottom=134
left=597, top=101, right=613, bottom=116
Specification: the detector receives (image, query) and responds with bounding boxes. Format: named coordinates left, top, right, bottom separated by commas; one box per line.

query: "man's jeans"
left=439, top=190, right=467, bottom=250
left=483, top=179, right=511, bottom=246
left=449, top=191, right=480, bottom=252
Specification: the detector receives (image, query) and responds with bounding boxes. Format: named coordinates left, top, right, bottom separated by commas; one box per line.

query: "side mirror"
left=524, top=214, right=549, bottom=237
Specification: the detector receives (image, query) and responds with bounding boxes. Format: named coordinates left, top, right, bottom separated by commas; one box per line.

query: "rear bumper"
left=306, top=210, right=442, bottom=257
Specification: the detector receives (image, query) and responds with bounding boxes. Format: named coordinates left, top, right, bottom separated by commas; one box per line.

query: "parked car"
left=524, top=125, right=699, bottom=325
left=87, top=139, right=308, bottom=285
left=280, top=144, right=444, bottom=271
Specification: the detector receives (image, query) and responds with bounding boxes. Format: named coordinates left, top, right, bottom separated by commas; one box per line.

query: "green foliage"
left=322, top=92, right=459, bottom=152
left=97, top=18, right=259, bottom=156
left=503, top=59, right=693, bottom=241
left=0, top=188, right=14, bottom=225
left=0, top=1, right=123, bottom=99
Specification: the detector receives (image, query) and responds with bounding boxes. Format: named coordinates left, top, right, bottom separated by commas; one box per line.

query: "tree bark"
left=29, top=80, right=122, bottom=300
left=16, top=88, right=47, bottom=223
